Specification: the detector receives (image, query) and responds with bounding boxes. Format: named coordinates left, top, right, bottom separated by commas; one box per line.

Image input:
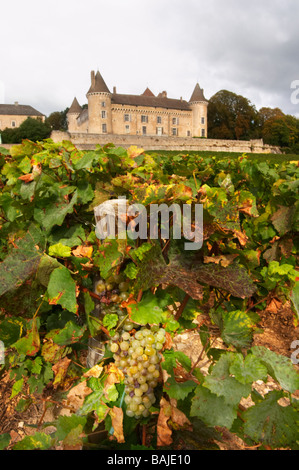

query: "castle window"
left=102, top=123, right=107, bottom=133
left=172, top=128, right=178, bottom=136
left=187, top=130, right=191, bottom=137
left=102, top=102, right=106, bottom=107
left=201, top=117, right=205, bottom=124
left=141, top=115, right=148, bottom=123
left=156, top=127, right=163, bottom=136
left=102, top=110, right=107, bottom=119
left=201, top=129, right=205, bottom=137
left=124, top=114, right=131, bottom=122
left=11, top=120, right=16, bottom=127
left=125, top=125, right=130, bottom=133
left=142, top=126, right=147, bottom=135
left=157, top=116, right=162, bottom=124
left=172, top=117, right=179, bottom=125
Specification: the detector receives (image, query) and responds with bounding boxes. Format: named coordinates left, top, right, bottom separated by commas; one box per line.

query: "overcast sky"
left=0, top=0, right=298, bottom=117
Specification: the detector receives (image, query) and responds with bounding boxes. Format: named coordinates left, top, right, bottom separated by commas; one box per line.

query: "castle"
left=67, top=71, right=209, bottom=138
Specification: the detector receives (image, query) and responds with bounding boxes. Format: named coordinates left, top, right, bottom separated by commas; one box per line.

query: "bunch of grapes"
left=108, top=326, right=166, bottom=419
left=94, top=273, right=134, bottom=332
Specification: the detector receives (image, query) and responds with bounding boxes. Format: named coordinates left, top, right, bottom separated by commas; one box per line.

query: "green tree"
left=45, top=108, right=69, bottom=131
left=208, top=90, right=259, bottom=140
left=1, top=117, right=51, bottom=144
left=261, top=113, right=299, bottom=152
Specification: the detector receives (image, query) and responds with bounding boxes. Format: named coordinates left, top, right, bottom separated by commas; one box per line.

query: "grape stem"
left=89, top=315, right=111, bottom=337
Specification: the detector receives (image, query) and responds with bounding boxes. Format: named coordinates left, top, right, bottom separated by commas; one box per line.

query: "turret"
left=86, top=70, right=112, bottom=134
left=67, top=97, right=82, bottom=132
left=189, top=84, right=208, bottom=138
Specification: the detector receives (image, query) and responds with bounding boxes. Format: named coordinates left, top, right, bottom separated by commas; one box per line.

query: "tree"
left=1, top=117, right=51, bottom=144
left=45, top=108, right=69, bottom=131
left=208, top=90, right=259, bottom=140
left=257, top=107, right=299, bottom=152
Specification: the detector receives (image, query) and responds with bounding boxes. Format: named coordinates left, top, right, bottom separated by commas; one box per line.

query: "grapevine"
left=0, top=140, right=298, bottom=451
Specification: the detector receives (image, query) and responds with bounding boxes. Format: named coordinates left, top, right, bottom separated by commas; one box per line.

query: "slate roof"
left=87, top=71, right=111, bottom=94
left=189, top=83, right=208, bottom=103
left=0, top=104, right=44, bottom=116
left=111, top=93, right=191, bottom=111
left=68, top=97, right=82, bottom=114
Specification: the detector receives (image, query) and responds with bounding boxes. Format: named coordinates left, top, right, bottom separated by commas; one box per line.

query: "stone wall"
left=50, top=130, right=281, bottom=154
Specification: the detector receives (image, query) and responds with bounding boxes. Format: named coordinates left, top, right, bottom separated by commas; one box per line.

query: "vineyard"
left=0, top=139, right=298, bottom=451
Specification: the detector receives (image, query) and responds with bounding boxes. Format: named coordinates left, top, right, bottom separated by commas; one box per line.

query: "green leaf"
left=10, top=378, right=24, bottom=399
left=78, top=390, right=110, bottom=422
left=55, top=415, right=87, bottom=442
left=103, top=314, right=119, bottom=331
left=251, top=346, right=299, bottom=393
left=128, top=290, right=169, bottom=325
left=0, top=225, right=43, bottom=296
left=48, top=243, right=72, bottom=258
left=34, top=189, right=78, bottom=232
left=13, top=433, right=53, bottom=450
left=229, top=353, right=268, bottom=384
left=203, top=353, right=251, bottom=405
left=51, top=321, right=86, bottom=346
left=0, top=317, right=23, bottom=347
left=190, top=385, right=238, bottom=429
left=243, top=390, right=299, bottom=448
left=271, top=205, right=296, bottom=236
left=0, top=433, right=11, bottom=450
left=221, top=310, right=257, bottom=348
left=162, top=350, right=196, bottom=400
left=94, top=238, right=126, bottom=279
left=47, top=266, right=77, bottom=313
left=36, top=254, right=62, bottom=287
left=12, top=318, right=40, bottom=356
left=49, top=224, right=86, bottom=248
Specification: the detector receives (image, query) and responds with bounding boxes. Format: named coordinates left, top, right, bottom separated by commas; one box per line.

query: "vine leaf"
left=0, top=225, right=43, bottom=297
left=109, top=407, right=125, bottom=444
left=47, top=267, right=78, bottom=314
left=221, top=310, right=258, bottom=348
left=12, top=318, right=40, bottom=356
left=12, top=433, right=53, bottom=450
left=203, top=353, right=251, bottom=405
left=94, top=238, right=126, bottom=279
left=243, top=390, right=299, bottom=448
left=251, top=346, right=299, bottom=393
left=190, top=385, right=238, bottom=429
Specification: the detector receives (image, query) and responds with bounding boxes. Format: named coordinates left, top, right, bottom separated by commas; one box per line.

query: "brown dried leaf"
left=63, top=380, right=93, bottom=413
left=266, top=297, right=282, bottom=314
left=109, top=406, right=125, bottom=443
left=157, top=397, right=173, bottom=447
left=72, top=245, right=93, bottom=258
left=83, top=364, right=104, bottom=378
left=204, top=254, right=238, bottom=267
left=52, top=356, right=71, bottom=389
left=18, top=173, right=34, bottom=183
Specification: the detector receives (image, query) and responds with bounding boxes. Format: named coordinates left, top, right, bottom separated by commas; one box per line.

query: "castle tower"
left=189, top=84, right=209, bottom=138
left=67, top=97, right=82, bottom=132
left=86, top=70, right=112, bottom=134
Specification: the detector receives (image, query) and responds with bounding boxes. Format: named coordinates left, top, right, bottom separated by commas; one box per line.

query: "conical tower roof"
left=87, top=70, right=111, bottom=94
left=189, top=83, right=208, bottom=103
left=68, top=97, right=82, bottom=114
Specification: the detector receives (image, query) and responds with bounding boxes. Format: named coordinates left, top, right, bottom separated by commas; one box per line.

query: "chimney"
left=113, top=86, right=117, bottom=94
left=91, top=71, right=95, bottom=87
left=162, top=91, right=167, bottom=98
left=14, top=101, right=19, bottom=106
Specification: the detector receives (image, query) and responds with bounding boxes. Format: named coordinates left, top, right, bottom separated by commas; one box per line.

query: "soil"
left=1, top=301, right=298, bottom=450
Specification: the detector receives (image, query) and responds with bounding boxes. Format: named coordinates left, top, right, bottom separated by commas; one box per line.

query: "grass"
left=147, top=149, right=299, bottom=163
